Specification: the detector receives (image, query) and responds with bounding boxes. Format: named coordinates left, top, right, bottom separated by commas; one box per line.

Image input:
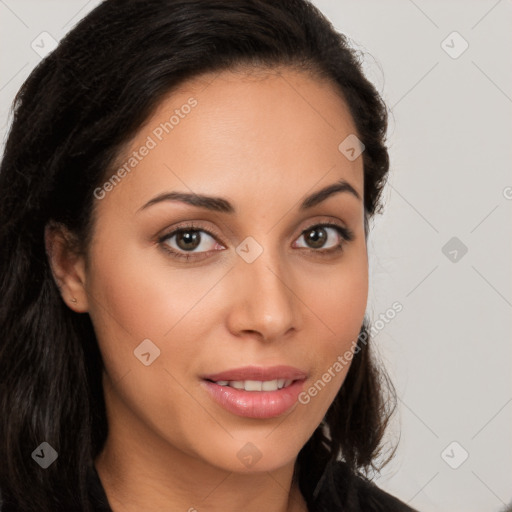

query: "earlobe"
left=44, top=222, right=89, bottom=313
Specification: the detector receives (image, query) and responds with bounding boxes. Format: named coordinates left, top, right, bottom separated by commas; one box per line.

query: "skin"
left=46, top=66, right=368, bottom=512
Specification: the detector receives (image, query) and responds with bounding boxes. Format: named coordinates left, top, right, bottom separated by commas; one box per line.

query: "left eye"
left=293, top=224, right=347, bottom=250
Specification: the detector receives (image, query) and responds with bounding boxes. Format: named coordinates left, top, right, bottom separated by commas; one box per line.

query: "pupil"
left=177, top=230, right=200, bottom=251
left=307, top=228, right=326, bottom=248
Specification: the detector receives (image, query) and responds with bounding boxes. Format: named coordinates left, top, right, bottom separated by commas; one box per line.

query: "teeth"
left=261, top=379, right=278, bottom=391
left=214, top=379, right=294, bottom=391
left=245, top=380, right=262, bottom=391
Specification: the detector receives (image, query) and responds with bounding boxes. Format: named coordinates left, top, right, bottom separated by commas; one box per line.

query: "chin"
left=195, top=436, right=305, bottom=475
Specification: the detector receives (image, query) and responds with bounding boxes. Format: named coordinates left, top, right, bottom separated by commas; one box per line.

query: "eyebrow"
left=137, top=178, right=361, bottom=214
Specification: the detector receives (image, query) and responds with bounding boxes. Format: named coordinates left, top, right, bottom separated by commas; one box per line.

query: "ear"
left=44, top=222, right=89, bottom=313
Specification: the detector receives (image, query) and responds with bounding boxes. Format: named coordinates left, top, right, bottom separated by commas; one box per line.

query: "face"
left=68, top=67, right=368, bottom=473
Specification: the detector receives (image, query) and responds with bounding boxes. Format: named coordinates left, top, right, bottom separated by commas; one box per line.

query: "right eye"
left=158, top=224, right=226, bottom=261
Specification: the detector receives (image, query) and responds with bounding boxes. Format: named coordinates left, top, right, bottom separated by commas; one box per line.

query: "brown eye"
left=303, top=226, right=328, bottom=249
left=294, top=224, right=350, bottom=251
left=160, top=227, right=223, bottom=259
left=175, top=230, right=202, bottom=251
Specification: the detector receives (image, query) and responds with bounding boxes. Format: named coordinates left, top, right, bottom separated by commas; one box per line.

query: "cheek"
left=302, top=247, right=368, bottom=399
left=84, top=235, right=229, bottom=377
left=84, top=238, right=226, bottom=446
left=314, top=246, right=368, bottom=341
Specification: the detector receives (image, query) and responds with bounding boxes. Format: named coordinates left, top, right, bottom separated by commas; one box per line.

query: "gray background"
left=1, top=1, right=511, bottom=510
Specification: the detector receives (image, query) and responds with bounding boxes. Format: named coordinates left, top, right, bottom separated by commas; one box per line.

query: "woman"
left=0, top=0, right=417, bottom=510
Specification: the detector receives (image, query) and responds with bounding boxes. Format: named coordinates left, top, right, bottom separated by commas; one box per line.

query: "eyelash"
left=158, top=221, right=355, bottom=261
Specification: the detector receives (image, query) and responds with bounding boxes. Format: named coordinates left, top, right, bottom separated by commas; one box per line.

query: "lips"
left=201, top=365, right=307, bottom=419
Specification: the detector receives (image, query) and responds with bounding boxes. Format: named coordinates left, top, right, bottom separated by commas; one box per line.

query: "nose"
left=226, top=250, right=301, bottom=342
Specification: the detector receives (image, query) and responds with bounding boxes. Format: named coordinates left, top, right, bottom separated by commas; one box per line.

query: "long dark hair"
left=0, top=0, right=395, bottom=510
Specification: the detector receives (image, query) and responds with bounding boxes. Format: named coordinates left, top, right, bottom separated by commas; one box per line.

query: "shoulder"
left=311, top=461, right=419, bottom=512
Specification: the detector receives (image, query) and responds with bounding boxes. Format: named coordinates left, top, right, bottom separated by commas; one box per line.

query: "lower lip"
left=202, top=379, right=305, bottom=419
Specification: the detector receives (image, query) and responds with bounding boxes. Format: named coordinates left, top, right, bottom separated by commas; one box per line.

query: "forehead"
left=97, top=66, right=364, bottom=214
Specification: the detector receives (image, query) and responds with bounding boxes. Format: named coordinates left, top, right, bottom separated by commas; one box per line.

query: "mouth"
left=205, top=378, right=295, bottom=391
left=201, top=366, right=307, bottom=419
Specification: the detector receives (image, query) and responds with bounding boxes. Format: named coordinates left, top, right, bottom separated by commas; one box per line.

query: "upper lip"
left=202, top=365, right=308, bottom=382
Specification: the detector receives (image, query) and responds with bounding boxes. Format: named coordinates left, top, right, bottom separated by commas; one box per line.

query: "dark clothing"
left=1, top=462, right=418, bottom=511
left=304, top=461, right=418, bottom=511
left=87, top=465, right=112, bottom=511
